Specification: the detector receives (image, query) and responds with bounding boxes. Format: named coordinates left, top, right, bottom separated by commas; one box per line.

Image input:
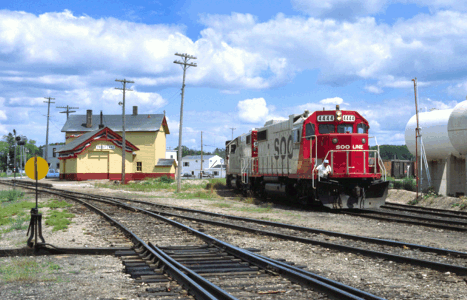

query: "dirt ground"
left=1, top=178, right=467, bottom=299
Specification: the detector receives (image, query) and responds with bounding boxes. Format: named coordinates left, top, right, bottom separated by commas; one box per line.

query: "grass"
left=210, top=202, right=232, bottom=208
left=0, top=258, right=60, bottom=282
left=95, top=178, right=228, bottom=200
left=176, top=190, right=219, bottom=200
left=45, top=210, right=75, bottom=231
left=1, top=195, right=75, bottom=234
left=234, top=203, right=274, bottom=213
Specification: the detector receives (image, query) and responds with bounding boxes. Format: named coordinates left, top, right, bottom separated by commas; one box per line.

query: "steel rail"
left=88, top=197, right=380, bottom=300
left=362, top=209, right=467, bottom=225
left=38, top=186, right=467, bottom=259
left=341, top=210, right=467, bottom=232
left=2, top=180, right=380, bottom=300
left=145, top=208, right=467, bottom=275
left=383, top=202, right=467, bottom=218
left=26, top=188, right=236, bottom=300
left=5, top=180, right=467, bottom=257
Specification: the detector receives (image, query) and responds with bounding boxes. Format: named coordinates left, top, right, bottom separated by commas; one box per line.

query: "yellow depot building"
left=58, top=107, right=176, bottom=182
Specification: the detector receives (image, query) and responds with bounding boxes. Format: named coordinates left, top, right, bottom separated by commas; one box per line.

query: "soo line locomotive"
left=226, top=105, right=389, bottom=209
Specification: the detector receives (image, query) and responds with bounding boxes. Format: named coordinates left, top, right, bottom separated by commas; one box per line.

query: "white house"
left=166, top=150, right=178, bottom=165
left=181, top=155, right=225, bottom=178
left=42, top=144, right=63, bottom=171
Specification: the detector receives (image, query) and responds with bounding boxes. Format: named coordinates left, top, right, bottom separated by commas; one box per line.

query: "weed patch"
left=45, top=210, right=75, bottom=231
left=0, top=259, right=59, bottom=282
left=0, top=190, right=24, bottom=203
left=176, top=190, right=218, bottom=200
left=235, top=203, right=274, bottom=213
left=45, top=200, right=72, bottom=209
left=210, top=202, right=232, bottom=208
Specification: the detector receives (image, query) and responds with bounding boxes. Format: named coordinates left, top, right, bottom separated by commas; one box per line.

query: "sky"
left=1, top=0, right=467, bottom=152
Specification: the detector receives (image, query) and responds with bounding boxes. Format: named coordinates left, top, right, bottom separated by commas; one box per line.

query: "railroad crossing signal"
left=25, top=156, right=48, bottom=180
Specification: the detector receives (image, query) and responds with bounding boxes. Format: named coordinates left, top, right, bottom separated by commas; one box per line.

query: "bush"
left=392, top=177, right=416, bottom=192
left=158, top=176, right=174, bottom=184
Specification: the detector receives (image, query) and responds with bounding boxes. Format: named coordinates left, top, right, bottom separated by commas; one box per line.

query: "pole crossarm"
left=57, top=105, right=79, bottom=119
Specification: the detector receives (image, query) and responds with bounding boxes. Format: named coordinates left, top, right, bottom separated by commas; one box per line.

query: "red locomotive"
left=226, top=105, right=388, bottom=209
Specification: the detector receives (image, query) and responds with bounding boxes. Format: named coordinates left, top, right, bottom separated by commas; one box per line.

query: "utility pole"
left=230, top=127, right=236, bottom=140
left=115, top=79, right=134, bottom=184
left=44, top=97, right=55, bottom=163
left=412, top=78, right=420, bottom=200
left=57, top=105, right=79, bottom=119
left=174, top=52, right=197, bottom=192
left=200, top=131, right=203, bottom=178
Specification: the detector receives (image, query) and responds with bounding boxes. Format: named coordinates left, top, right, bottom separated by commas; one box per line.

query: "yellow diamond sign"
left=25, top=156, right=49, bottom=180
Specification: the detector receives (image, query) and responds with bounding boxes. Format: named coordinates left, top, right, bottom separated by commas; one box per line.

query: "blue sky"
left=1, top=0, right=467, bottom=152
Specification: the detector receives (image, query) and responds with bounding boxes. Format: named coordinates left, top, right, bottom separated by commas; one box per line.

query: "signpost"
left=25, top=156, right=48, bottom=248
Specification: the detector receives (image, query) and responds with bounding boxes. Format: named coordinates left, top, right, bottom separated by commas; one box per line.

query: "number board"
left=342, top=115, right=355, bottom=122
left=317, top=115, right=335, bottom=122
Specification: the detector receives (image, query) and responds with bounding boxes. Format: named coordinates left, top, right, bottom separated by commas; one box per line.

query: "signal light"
left=332, top=138, right=338, bottom=144
left=362, top=138, right=366, bottom=144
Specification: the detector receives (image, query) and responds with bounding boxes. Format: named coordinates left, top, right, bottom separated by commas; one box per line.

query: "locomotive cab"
left=306, top=106, right=388, bottom=209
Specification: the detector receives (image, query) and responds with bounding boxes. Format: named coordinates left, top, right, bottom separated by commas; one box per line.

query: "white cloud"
left=100, top=88, right=167, bottom=108
left=237, top=98, right=269, bottom=123
left=365, top=85, right=383, bottom=94
left=319, top=97, right=345, bottom=105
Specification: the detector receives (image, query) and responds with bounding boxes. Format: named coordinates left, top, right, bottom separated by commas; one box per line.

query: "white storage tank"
left=448, top=101, right=467, bottom=156
left=405, top=100, right=467, bottom=159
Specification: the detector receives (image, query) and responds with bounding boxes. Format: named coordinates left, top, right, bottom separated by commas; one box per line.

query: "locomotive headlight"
left=362, top=138, right=366, bottom=144
left=332, top=138, right=338, bottom=144
left=336, top=110, right=342, bottom=121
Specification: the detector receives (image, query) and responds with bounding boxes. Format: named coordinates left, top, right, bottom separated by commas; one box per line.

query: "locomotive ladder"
left=240, top=158, right=250, bottom=184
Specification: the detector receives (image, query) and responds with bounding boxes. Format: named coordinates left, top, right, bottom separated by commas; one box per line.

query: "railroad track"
left=2, top=180, right=384, bottom=300
left=383, top=202, right=467, bottom=219
left=340, top=206, right=467, bottom=232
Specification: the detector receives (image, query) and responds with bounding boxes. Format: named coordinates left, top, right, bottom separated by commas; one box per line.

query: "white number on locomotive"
left=342, top=115, right=355, bottom=122
left=317, top=115, right=335, bottom=122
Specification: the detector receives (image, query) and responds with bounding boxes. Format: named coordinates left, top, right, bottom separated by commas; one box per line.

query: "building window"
left=196, top=160, right=198, bottom=162
left=56, top=163, right=59, bottom=169
left=184, top=162, right=189, bottom=167
left=213, top=171, right=219, bottom=176
left=170, top=155, right=173, bottom=158
left=52, top=148, right=56, bottom=158
left=137, top=162, right=142, bottom=171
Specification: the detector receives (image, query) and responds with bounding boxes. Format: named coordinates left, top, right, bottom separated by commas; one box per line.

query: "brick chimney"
left=98, top=111, right=104, bottom=129
left=133, top=106, right=138, bottom=116
left=86, top=110, right=92, bottom=128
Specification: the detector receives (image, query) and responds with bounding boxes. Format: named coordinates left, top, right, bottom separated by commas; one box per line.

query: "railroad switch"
left=26, top=207, right=46, bottom=248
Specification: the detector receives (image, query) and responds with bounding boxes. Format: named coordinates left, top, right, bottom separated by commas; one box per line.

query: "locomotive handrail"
left=321, top=149, right=386, bottom=181
left=309, top=135, right=318, bottom=189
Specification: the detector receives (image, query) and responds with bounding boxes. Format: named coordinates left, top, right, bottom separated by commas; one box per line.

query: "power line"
left=174, top=52, right=197, bottom=192
left=44, top=97, right=55, bottom=163
left=57, top=105, right=79, bottom=119
left=115, top=78, right=134, bottom=184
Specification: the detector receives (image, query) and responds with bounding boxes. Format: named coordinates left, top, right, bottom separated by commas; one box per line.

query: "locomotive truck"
left=225, top=105, right=389, bottom=209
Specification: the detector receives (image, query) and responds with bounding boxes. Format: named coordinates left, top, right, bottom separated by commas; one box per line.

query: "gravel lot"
left=1, top=179, right=466, bottom=299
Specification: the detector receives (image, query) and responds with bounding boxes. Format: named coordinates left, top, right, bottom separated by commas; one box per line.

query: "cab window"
left=230, top=144, right=237, bottom=154
left=292, top=129, right=301, bottom=143
left=305, top=123, right=315, bottom=140
left=337, top=124, right=353, bottom=133
left=357, top=123, right=368, bottom=133
left=319, top=124, right=335, bottom=134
